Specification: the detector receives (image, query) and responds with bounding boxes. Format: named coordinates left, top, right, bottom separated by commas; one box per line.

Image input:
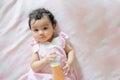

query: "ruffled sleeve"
left=59, top=32, right=69, bottom=48
left=30, top=39, right=39, bottom=53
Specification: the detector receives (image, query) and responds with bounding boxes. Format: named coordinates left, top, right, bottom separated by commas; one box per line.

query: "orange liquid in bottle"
left=51, top=65, right=65, bottom=80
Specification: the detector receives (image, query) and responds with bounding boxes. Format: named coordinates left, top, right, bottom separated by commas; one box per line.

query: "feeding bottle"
left=50, top=48, right=65, bottom=80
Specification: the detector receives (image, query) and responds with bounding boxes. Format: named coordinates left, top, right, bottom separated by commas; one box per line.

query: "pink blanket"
left=0, top=0, right=120, bottom=80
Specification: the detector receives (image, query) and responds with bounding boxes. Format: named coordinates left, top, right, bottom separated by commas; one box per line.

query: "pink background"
left=0, top=0, right=120, bottom=80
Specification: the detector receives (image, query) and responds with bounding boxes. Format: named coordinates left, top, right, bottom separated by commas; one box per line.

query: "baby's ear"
left=53, top=24, right=60, bottom=32
left=53, top=24, right=56, bottom=29
left=53, top=29, right=58, bottom=37
left=53, top=25, right=57, bottom=32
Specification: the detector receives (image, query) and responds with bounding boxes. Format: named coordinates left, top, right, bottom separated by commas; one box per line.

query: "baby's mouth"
left=39, top=36, right=46, bottom=39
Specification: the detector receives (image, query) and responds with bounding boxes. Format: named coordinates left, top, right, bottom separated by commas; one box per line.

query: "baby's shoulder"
left=53, top=32, right=69, bottom=48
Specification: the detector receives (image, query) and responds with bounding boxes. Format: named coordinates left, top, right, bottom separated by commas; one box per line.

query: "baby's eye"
left=43, top=27, right=48, bottom=30
left=34, top=29, right=39, bottom=32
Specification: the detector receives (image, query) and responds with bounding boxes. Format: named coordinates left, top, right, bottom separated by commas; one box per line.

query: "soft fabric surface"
left=0, top=0, right=120, bottom=80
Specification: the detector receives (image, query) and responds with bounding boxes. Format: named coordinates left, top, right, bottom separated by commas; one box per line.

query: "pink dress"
left=19, top=32, right=81, bottom=80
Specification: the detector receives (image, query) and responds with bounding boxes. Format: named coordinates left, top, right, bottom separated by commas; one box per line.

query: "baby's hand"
left=63, top=61, right=71, bottom=76
left=44, top=52, right=56, bottom=63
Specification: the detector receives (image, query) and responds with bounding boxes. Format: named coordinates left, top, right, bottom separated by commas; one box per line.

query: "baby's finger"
left=63, top=64, right=68, bottom=70
left=48, top=53, right=56, bottom=58
left=48, top=58, right=55, bottom=62
left=50, top=52, right=56, bottom=55
left=63, top=66, right=68, bottom=74
left=65, top=67, right=71, bottom=75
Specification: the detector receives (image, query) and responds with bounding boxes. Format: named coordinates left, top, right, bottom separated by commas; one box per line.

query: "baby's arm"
left=64, top=43, right=75, bottom=66
left=30, top=51, right=56, bottom=73
left=63, top=42, right=75, bottom=75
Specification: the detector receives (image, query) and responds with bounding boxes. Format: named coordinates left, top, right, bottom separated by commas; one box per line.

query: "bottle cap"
left=51, top=56, right=61, bottom=67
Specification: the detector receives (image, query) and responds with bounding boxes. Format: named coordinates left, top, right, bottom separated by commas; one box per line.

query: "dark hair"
left=28, top=8, right=57, bottom=29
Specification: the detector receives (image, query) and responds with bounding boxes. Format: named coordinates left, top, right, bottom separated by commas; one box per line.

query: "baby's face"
left=30, top=15, right=55, bottom=43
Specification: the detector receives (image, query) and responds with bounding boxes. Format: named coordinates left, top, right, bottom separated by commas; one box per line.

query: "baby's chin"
left=35, top=37, right=53, bottom=43
left=36, top=39, right=48, bottom=43
left=36, top=40, right=46, bottom=43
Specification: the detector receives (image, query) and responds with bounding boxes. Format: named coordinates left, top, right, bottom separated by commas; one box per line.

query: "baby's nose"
left=38, top=30, right=43, bottom=35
